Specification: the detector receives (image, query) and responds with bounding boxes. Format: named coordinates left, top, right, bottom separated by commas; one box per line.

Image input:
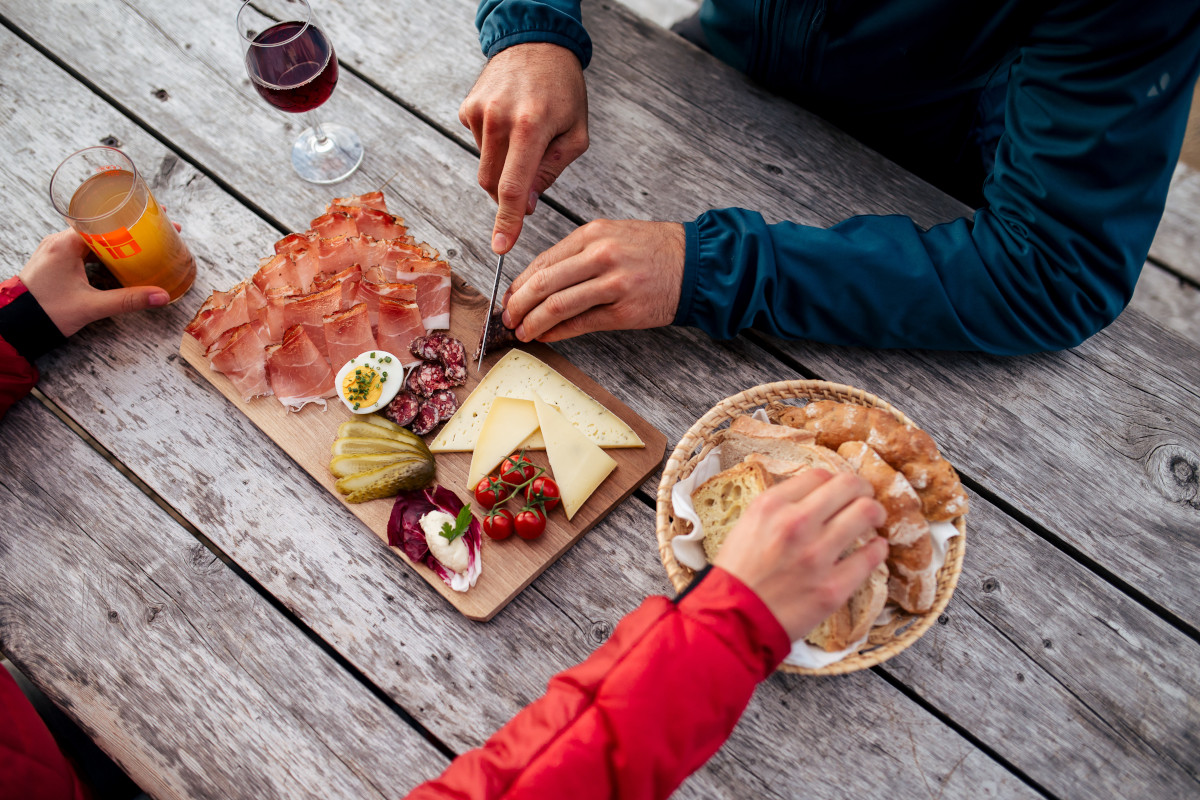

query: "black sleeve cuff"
left=673, top=564, right=713, bottom=603
left=0, top=290, right=67, bottom=362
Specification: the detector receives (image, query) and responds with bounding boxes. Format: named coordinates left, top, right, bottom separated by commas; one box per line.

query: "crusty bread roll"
left=776, top=400, right=968, bottom=522
left=692, top=461, right=773, bottom=563
left=838, top=441, right=938, bottom=613
left=718, top=415, right=817, bottom=471
left=805, top=562, right=889, bottom=651
left=742, top=443, right=852, bottom=481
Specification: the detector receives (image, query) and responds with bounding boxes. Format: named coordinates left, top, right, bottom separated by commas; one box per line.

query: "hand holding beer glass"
left=49, top=146, right=196, bottom=303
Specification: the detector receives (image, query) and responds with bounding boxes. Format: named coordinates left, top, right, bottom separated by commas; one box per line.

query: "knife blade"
left=477, top=252, right=505, bottom=372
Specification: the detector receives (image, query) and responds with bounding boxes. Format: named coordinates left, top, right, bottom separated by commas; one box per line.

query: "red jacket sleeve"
left=0, top=276, right=40, bottom=419
left=407, top=567, right=792, bottom=800
left=0, top=669, right=88, bottom=800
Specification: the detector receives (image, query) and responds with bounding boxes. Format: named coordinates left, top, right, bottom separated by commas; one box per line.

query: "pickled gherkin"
left=336, top=457, right=436, bottom=503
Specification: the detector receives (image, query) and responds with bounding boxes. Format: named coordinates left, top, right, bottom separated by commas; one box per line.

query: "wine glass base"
left=291, top=123, right=363, bottom=184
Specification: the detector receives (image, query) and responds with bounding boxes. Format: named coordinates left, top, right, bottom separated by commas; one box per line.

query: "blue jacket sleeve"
left=674, top=4, right=1200, bottom=355
left=476, top=0, right=592, bottom=68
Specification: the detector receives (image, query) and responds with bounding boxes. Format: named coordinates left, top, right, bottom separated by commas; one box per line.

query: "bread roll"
left=778, top=400, right=969, bottom=522
left=718, top=415, right=816, bottom=471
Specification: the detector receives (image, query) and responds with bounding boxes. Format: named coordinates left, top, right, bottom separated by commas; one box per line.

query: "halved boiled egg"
left=335, top=351, right=405, bottom=414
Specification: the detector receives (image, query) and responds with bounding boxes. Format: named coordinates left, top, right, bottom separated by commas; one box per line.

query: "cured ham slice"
left=357, top=279, right=417, bottom=330
left=376, top=297, right=425, bottom=366
left=257, top=285, right=301, bottom=342
left=185, top=279, right=263, bottom=351
left=253, top=253, right=318, bottom=294
left=208, top=318, right=272, bottom=401
left=265, top=324, right=336, bottom=411
left=323, top=303, right=376, bottom=370
left=326, top=205, right=410, bottom=242
left=327, top=191, right=387, bottom=213
left=390, top=258, right=452, bottom=331
left=282, top=283, right=343, bottom=353
left=312, top=264, right=364, bottom=309
left=309, top=212, right=358, bottom=240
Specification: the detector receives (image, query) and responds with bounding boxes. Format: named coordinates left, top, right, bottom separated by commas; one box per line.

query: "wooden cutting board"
left=180, top=275, right=667, bottom=620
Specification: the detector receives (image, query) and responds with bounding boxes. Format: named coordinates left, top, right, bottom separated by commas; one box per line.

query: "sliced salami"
left=410, top=331, right=454, bottom=362
left=425, top=389, right=459, bottom=421
left=383, top=390, right=420, bottom=427
left=439, top=338, right=468, bottom=385
left=410, top=400, right=441, bottom=435
left=405, top=361, right=454, bottom=398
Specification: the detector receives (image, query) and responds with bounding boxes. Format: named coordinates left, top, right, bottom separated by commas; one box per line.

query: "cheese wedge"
left=429, top=349, right=644, bottom=453
left=466, top=397, right=541, bottom=490
left=533, top=392, right=617, bottom=520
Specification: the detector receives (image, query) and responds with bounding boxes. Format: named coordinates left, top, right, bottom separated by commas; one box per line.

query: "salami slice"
left=383, top=390, right=420, bottom=427
left=425, top=389, right=459, bottom=421
left=410, top=331, right=453, bottom=362
left=410, top=400, right=441, bottom=435
left=439, top=338, right=468, bottom=385
left=405, top=361, right=454, bottom=398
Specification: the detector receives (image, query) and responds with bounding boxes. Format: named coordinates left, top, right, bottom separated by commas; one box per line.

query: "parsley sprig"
left=439, top=505, right=474, bottom=543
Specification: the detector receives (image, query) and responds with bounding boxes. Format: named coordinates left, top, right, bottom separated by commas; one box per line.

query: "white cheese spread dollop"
left=420, top=510, right=470, bottom=574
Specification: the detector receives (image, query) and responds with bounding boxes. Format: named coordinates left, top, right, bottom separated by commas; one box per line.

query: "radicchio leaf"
left=387, top=485, right=483, bottom=592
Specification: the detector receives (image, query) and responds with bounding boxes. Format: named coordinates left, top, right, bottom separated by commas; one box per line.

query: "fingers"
left=92, top=286, right=171, bottom=320
left=828, top=536, right=890, bottom=597
left=794, top=473, right=876, bottom=529
left=491, top=122, right=553, bottom=254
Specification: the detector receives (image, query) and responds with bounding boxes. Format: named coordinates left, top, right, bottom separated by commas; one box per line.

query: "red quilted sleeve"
left=406, top=567, right=791, bottom=800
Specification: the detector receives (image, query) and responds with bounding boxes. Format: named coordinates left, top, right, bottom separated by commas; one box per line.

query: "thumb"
left=93, top=285, right=171, bottom=320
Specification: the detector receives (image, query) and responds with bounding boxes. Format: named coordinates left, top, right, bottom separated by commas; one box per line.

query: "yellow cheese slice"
left=466, top=397, right=541, bottom=490
left=429, top=350, right=644, bottom=453
left=533, top=392, right=617, bottom=520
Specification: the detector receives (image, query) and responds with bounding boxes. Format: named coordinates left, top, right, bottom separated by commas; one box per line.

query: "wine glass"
left=237, top=0, right=363, bottom=184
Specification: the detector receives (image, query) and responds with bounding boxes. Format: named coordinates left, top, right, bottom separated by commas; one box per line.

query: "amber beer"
left=50, top=147, right=195, bottom=302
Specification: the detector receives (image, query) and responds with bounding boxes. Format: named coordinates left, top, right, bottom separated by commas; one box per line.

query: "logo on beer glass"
left=81, top=227, right=143, bottom=260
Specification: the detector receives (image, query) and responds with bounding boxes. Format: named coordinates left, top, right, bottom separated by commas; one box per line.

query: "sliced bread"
left=742, top=443, right=853, bottom=481
left=718, top=415, right=817, bottom=471
left=691, top=461, right=773, bottom=563
left=805, top=561, right=889, bottom=651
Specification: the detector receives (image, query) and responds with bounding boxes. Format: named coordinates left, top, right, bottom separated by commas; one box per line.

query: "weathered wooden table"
left=2, top=1, right=1198, bottom=798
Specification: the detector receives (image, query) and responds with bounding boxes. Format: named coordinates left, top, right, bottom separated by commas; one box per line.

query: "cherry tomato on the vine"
left=513, top=507, right=547, bottom=540
left=524, top=476, right=561, bottom=512
left=474, top=475, right=512, bottom=508
left=500, top=453, right=538, bottom=484
left=483, top=508, right=515, bottom=540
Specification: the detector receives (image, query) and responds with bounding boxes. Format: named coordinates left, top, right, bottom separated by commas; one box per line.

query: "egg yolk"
left=342, top=366, right=383, bottom=408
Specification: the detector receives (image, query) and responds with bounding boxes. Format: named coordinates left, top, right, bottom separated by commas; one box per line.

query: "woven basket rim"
left=654, top=379, right=966, bottom=676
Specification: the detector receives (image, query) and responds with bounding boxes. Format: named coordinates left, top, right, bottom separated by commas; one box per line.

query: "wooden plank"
left=180, top=277, right=667, bottom=621
left=1149, top=162, right=1200, bottom=283
left=0, top=13, right=1039, bottom=799
left=298, top=0, right=1200, bottom=629
left=541, top=493, right=1200, bottom=799
left=0, top=400, right=447, bottom=800
left=1131, top=258, right=1200, bottom=343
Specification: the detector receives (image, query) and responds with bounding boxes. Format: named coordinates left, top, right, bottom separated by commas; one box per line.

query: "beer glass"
left=49, top=146, right=196, bottom=302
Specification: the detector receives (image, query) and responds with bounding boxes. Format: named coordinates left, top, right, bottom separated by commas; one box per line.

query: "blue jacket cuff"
left=673, top=219, right=702, bottom=327
left=477, top=1, right=593, bottom=69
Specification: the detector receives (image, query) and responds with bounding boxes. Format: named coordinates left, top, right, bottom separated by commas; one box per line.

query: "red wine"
left=246, top=21, right=338, bottom=113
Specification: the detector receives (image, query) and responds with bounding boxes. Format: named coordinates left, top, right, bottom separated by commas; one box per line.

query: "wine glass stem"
left=306, top=112, right=329, bottom=147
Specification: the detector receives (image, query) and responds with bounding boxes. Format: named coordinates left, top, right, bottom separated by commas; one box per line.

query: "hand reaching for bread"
left=713, top=470, right=888, bottom=642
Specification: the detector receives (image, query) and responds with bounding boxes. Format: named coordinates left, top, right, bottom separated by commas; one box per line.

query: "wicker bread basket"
left=654, top=380, right=966, bottom=676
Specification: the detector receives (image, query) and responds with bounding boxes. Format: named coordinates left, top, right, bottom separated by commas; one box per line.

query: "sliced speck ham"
left=376, top=297, right=425, bottom=366
left=327, top=191, right=387, bottom=213
left=208, top=318, right=272, bottom=401
left=323, top=303, right=375, bottom=371
left=282, top=282, right=343, bottom=353
left=265, top=324, right=336, bottom=411
left=356, top=279, right=417, bottom=331
left=389, top=256, right=451, bottom=331
left=308, top=211, right=358, bottom=240
left=312, top=264, right=363, bottom=310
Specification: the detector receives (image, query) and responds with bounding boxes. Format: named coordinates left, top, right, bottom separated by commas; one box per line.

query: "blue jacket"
left=476, top=0, right=1200, bottom=354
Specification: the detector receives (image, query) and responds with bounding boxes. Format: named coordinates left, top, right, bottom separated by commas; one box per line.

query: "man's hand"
left=459, top=42, right=589, bottom=254
left=714, top=470, right=888, bottom=641
left=500, top=219, right=684, bottom=343
left=19, top=229, right=171, bottom=338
